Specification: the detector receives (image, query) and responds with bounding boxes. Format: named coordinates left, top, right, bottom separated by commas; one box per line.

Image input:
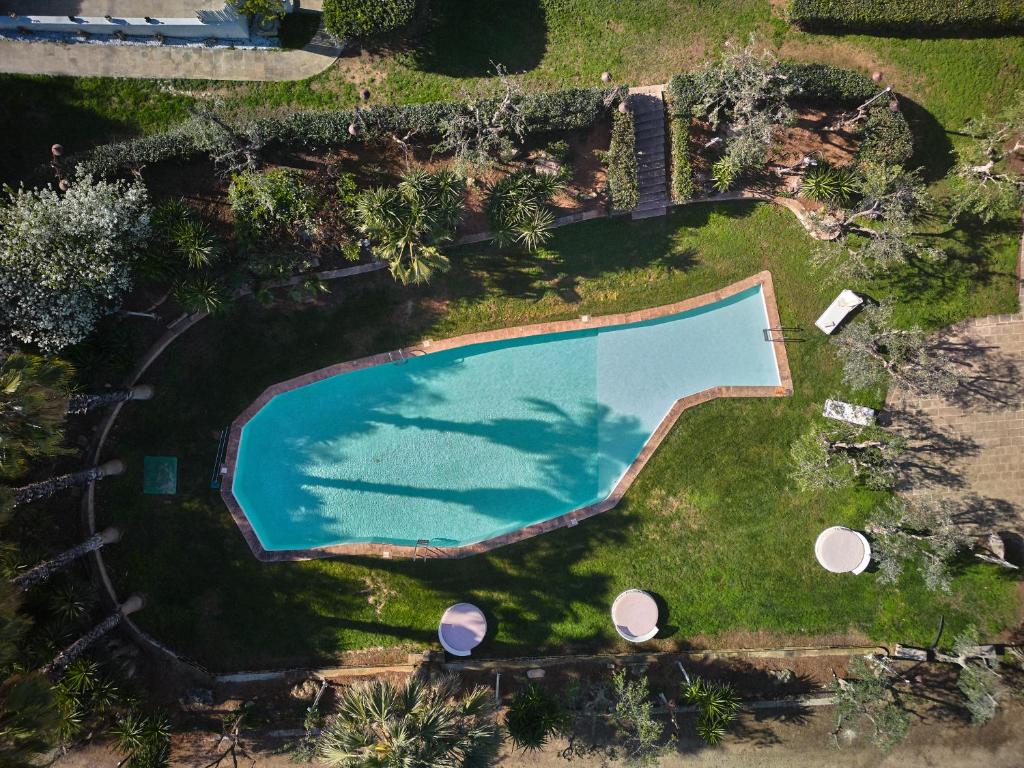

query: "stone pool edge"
left=221, top=271, right=793, bottom=562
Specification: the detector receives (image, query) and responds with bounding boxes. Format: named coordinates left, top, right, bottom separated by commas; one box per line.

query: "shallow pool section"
left=230, top=283, right=782, bottom=552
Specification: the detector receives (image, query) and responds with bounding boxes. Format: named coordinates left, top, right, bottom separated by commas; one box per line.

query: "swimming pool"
left=223, top=274, right=790, bottom=558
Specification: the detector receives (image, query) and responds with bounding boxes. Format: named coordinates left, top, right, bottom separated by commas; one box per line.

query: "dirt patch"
left=769, top=108, right=859, bottom=169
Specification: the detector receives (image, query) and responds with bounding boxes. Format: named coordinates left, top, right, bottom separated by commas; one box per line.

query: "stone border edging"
left=220, top=271, right=793, bottom=561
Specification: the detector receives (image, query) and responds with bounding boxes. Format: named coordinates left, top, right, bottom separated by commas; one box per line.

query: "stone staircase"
left=629, top=85, right=669, bottom=220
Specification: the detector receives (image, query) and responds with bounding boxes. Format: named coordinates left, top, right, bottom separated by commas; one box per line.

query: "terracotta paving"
left=220, top=272, right=792, bottom=561
left=887, top=229, right=1024, bottom=535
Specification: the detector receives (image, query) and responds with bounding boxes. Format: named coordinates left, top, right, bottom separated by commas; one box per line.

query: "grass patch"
left=98, top=203, right=1020, bottom=669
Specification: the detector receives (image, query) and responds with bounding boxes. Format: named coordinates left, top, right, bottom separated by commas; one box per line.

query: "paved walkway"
left=887, top=224, right=1024, bottom=535
left=0, top=14, right=340, bottom=80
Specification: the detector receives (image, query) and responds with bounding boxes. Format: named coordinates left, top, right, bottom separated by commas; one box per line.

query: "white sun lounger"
left=823, top=399, right=877, bottom=427
left=815, top=290, right=863, bottom=334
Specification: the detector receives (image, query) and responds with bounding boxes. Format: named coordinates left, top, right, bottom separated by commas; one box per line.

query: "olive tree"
left=814, top=161, right=937, bottom=277
left=830, top=655, right=911, bottom=752
left=832, top=303, right=962, bottom=398
left=948, top=628, right=1007, bottom=726
left=0, top=172, right=150, bottom=351
left=692, top=37, right=796, bottom=190
left=866, top=496, right=971, bottom=593
left=791, top=420, right=906, bottom=491
left=0, top=353, right=73, bottom=480
left=949, top=93, right=1024, bottom=224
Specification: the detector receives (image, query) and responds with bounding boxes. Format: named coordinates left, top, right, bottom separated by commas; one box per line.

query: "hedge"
left=788, top=0, right=1024, bottom=34
left=607, top=110, right=638, bottom=211
left=75, top=88, right=615, bottom=177
left=668, top=63, right=877, bottom=118
left=322, top=0, right=417, bottom=40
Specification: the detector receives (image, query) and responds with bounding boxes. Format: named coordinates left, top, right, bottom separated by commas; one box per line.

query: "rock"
left=290, top=678, right=321, bottom=700
left=526, top=668, right=545, bottom=680
left=871, top=71, right=883, bottom=82
left=768, top=669, right=794, bottom=685
left=601, top=71, right=612, bottom=83
left=180, top=688, right=214, bottom=707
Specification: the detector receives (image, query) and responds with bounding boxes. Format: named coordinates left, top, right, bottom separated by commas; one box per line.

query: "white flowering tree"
left=0, top=173, right=150, bottom=351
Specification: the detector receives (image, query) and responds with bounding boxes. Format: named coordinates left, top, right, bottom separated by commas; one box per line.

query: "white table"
left=438, top=603, right=487, bottom=656
left=815, top=526, right=871, bottom=574
left=611, top=589, right=659, bottom=642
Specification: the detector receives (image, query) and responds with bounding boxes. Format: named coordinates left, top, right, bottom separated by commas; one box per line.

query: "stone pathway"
left=887, top=226, right=1024, bottom=535
left=0, top=13, right=340, bottom=80
left=628, top=85, right=669, bottom=220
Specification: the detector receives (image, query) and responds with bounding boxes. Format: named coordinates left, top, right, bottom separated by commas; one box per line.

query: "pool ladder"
left=763, top=326, right=805, bottom=343
left=414, top=539, right=450, bottom=560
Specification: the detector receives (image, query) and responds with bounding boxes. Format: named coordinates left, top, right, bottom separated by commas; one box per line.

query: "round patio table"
left=438, top=603, right=487, bottom=657
left=815, top=526, right=871, bottom=574
left=611, top=589, right=659, bottom=643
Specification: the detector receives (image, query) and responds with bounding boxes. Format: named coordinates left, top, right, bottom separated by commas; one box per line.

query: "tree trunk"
left=12, top=528, right=120, bottom=592
left=11, top=459, right=125, bottom=506
left=43, top=595, right=144, bottom=680
left=66, top=385, right=153, bottom=414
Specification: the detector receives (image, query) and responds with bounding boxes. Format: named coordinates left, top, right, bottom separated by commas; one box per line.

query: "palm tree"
left=356, top=170, right=465, bottom=285
left=0, top=353, right=74, bottom=480
left=315, top=673, right=499, bottom=768
left=12, top=528, right=121, bottom=592
left=10, top=460, right=125, bottom=507
left=43, top=595, right=144, bottom=680
left=66, top=385, right=154, bottom=415
left=484, top=170, right=561, bottom=251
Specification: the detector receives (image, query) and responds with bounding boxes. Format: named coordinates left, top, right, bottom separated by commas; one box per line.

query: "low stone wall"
left=0, top=8, right=250, bottom=40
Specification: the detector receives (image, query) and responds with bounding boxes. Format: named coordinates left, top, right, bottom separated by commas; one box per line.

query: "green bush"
left=857, top=106, right=914, bottom=168
left=607, top=110, right=638, bottom=211
left=75, top=88, right=614, bottom=178
left=228, top=168, right=317, bottom=244
left=322, top=0, right=416, bottom=40
left=788, top=0, right=1024, bottom=34
left=670, top=113, right=695, bottom=202
left=800, top=163, right=857, bottom=205
left=667, top=73, right=701, bottom=119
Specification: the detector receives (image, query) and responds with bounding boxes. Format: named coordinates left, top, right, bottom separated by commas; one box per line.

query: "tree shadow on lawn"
left=899, top=95, right=955, bottom=183
left=410, top=0, right=548, bottom=78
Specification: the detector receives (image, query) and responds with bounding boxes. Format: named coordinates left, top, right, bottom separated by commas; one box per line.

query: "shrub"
left=485, top=170, right=561, bottom=251
left=322, top=0, right=416, bottom=40
left=506, top=684, right=568, bottom=751
left=788, top=0, right=1024, bottom=34
left=0, top=171, right=150, bottom=351
left=857, top=106, right=914, bottom=168
left=74, top=89, right=614, bottom=179
left=667, top=73, right=701, bottom=119
left=607, top=110, right=638, bottom=211
left=228, top=168, right=317, bottom=244
left=670, top=113, right=695, bottom=202
left=711, top=155, right=742, bottom=192
left=777, top=62, right=878, bottom=106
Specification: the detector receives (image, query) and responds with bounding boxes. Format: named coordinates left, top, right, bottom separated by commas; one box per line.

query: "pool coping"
left=221, top=271, right=793, bottom=561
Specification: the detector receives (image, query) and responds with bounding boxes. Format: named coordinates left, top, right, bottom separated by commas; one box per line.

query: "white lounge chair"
left=815, top=290, right=863, bottom=334
left=438, top=603, right=487, bottom=656
left=611, top=589, right=659, bottom=643
left=815, top=526, right=871, bottom=575
left=823, top=398, right=877, bottom=427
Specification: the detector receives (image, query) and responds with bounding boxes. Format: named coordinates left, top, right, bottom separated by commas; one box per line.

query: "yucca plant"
left=801, top=164, right=857, bottom=207
left=485, top=170, right=562, bottom=251
left=356, top=170, right=464, bottom=285
left=171, top=219, right=218, bottom=270
left=505, top=684, right=568, bottom=751
left=173, top=276, right=229, bottom=315
left=110, top=710, right=171, bottom=768
left=682, top=677, right=740, bottom=745
left=315, top=673, right=499, bottom=768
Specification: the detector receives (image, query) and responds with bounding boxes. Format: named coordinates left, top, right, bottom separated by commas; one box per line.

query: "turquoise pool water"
left=232, top=285, right=781, bottom=551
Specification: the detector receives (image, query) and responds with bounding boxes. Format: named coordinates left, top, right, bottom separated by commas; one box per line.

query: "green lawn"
left=97, top=203, right=1021, bottom=670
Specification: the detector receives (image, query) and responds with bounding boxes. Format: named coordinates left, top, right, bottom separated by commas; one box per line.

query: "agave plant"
left=356, top=170, right=464, bottom=285
left=315, top=673, right=499, bottom=768
left=682, top=677, right=740, bottom=745
left=801, top=163, right=858, bottom=207
left=485, top=170, right=562, bottom=251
